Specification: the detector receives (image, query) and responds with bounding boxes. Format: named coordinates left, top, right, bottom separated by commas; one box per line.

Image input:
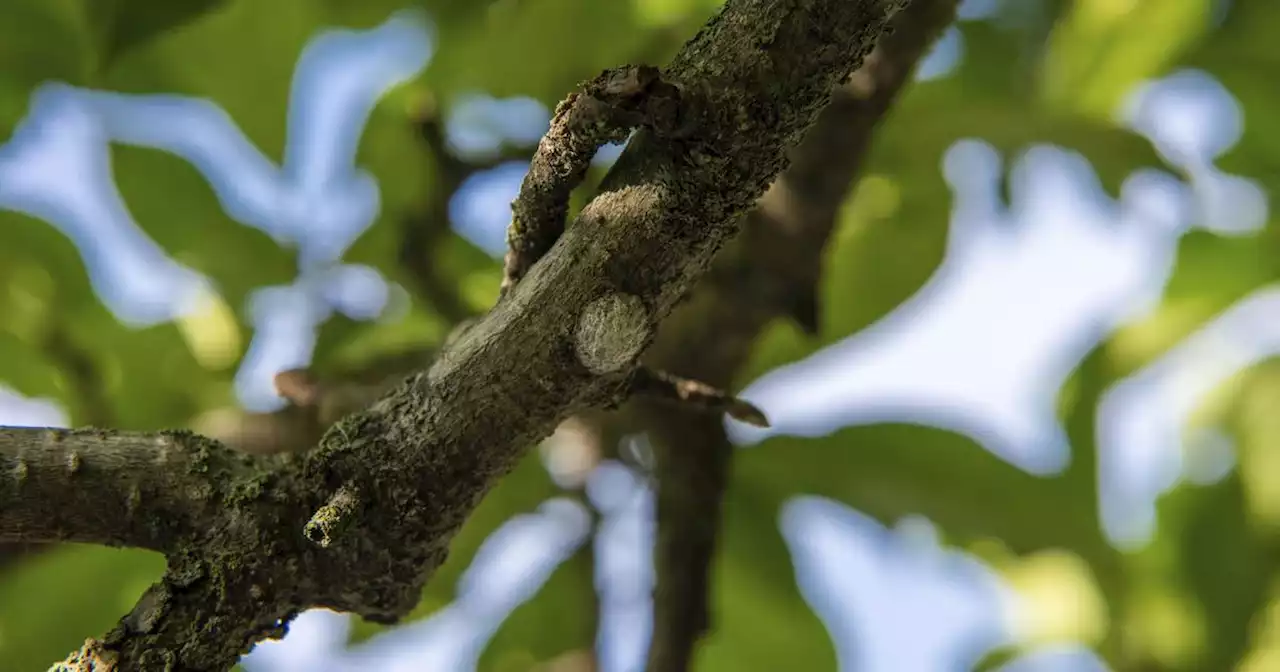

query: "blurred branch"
left=0, top=0, right=904, bottom=667
left=639, top=2, right=962, bottom=669
left=41, top=321, right=113, bottom=428
left=197, top=362, right=417, bottom=455
left=399, top=96, right=532, bottom=324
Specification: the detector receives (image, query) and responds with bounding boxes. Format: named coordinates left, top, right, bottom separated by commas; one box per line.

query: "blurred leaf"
left=736, top=425, right=1109, bottom=560
left=1040, top=0, right=1216, bottom=120
left=480, top=537, right=596, bottom=670
left=423, top=0, right=682, bottom=105
left=695, top=481, right=839, bottom=672
left=1172, top=0, right=1280, bottom=210
left=1146, top=363, right=1280, bottom=671
left=0, top=545, right=164, bottom=670
left=0, top=1, right=91, bottom=132
left=83, top=0, right=232, bottom=69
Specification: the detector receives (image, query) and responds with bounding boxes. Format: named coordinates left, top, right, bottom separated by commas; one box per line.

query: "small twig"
left=304, top=483, right=360, bottom=548
left=197, top=368, right=403, bottom=456
left=500, top=65, right=684, bottom=297
left=629, top=366, right=768, bottom=428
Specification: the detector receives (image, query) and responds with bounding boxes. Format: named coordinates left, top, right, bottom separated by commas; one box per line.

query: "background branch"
left=640, top=2, right=961, bottom=669
left=400, top=94, right=531, bottom=324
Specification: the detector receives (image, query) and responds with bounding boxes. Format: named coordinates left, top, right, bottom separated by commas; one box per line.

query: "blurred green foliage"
left=0, top=0, right=1279, bottom=670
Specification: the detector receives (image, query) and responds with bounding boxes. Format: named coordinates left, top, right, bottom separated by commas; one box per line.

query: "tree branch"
left=0, top=428, right=252, bottom=551
left=629, top=367, right=768, bottom=428
left=640, top=2, right=960, bottom=669
left=30, top=1, right=903, bottom=668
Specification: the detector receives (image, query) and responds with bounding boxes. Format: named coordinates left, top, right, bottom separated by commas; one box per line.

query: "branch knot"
left=575, top=293, right=652, bottom=375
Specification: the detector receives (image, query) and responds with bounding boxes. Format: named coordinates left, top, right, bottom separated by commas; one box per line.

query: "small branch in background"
left=640, top=2, right=962, bottom=670
left=272, top=368, right=390, bottom=426
left=399, top=93, right=531, bottom=325
left=197, top=366, right=407, bottom=455
left=536, top=415, right=606, bottom=672
left=41, top=320, right=112, bottom=428
left=629, top=366, right=768, bottom=428
left=500, top=65, right=684, bottom=298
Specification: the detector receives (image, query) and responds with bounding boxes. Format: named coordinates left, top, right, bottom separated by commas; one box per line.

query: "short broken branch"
left=304, top=483, right=360, bottom=548
left=629, top=367, right=768, bottom=428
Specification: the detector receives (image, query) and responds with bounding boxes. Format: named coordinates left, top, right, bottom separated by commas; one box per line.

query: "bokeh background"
left=1, top=0, right=1278, bottom=669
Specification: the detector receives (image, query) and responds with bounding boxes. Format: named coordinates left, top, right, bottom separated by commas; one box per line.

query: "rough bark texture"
left=20, top=1, right=903, bottom=669
left=0, top=428, right=257, bottom=552
left=640, top=2, right=961, bottom=669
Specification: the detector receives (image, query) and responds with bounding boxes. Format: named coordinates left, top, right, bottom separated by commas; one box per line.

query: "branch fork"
left=501, top=65, right=687, bottom=297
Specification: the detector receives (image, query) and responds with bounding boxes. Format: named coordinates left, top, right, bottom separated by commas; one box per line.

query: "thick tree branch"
left=31, top=1, right=903, bottom=668
left=641, top=1, right=960, bottom=669
left=0, top=318, right=113, bottom=572
left=0, top=428, right=252, bottom=551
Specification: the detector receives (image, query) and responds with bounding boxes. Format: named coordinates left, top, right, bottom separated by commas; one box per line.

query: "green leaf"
left=0, top=1, right=92, bottom=132
left=423, top=0, right=684, bottom=105
left=1169, top=1, right=1280, bottom=202
left=82, top=0, right=232, bottom=70
left=1039, top=0, right=1217, bottom=120
left=480, top=538, right=596, bottom=670
left=0, top=545, right=165, bottom=670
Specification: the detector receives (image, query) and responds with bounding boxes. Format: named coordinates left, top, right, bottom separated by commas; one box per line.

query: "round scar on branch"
left=575, top=292, right=651, bottom=375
